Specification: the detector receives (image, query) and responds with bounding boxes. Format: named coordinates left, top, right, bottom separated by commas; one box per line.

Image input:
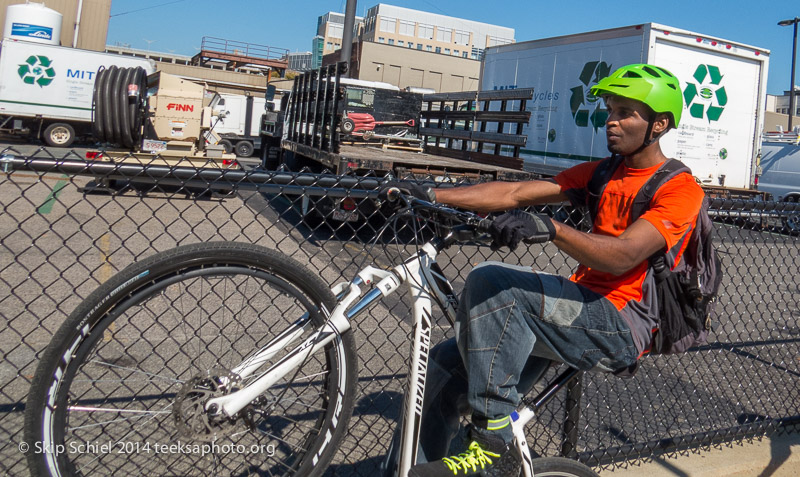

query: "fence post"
left=561, top=370, right=583, bottom=459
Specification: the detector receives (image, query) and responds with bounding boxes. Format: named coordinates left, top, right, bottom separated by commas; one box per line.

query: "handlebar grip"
left=475, top=217, right=494, bottom=234
left=379, top=187, right=402, bottom=202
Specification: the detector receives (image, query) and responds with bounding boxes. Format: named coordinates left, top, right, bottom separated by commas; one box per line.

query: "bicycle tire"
left=25, top=242, right=357, bottom=477
left=529, top=456, right=599, bottom=477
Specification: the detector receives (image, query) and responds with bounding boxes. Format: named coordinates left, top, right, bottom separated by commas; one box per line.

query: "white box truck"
left=210, top=92, right=272, bottom=157
left=480, top=23, right=770, bottom=194
left=0, top=38, right=155, bottom=147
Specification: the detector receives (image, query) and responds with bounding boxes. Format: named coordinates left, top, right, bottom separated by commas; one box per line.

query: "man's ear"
left=651, top=113, right=671, bottom=136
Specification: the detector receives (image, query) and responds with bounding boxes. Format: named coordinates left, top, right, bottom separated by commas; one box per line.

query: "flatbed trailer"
left=281, top=141, right=537, bottom=183
left=272, top=63, right=540, bottom=221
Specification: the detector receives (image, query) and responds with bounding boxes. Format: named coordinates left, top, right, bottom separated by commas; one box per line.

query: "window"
left=462, top=51, right=468, bottom=58
left=454, top=50, right=459, bottom=56
left=326, top=42, right=333, bottom=50
left=398, top=40, right=404, bottom=46
left=454, top=30, right=470, bottom=45
left=328, top=23, right=343, bottom=39
left=435, top=46, right=441, bottom=53
left=426, top=45, right=432, bottom=51
left=418, top=23, right=434, bottom=39
left=380, top=17, right=396, bottom=33
left=444, top=48, right=450, bottom=54
left=388, top=38, right=395, bottom=45
left=437, top=28, right=452, bottom=43
left=346, top=87, right=375, bottom=109
left=378, top=37, right=385, bottom=43
left=408, top=42, right=414, bottom=48
left=417, top=44, right=423, bottom=50
left=399, top=20, right=415, bottom=36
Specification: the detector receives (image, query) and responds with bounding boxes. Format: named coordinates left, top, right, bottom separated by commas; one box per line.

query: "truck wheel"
left=341, top=118, right=355, bottom=134
left=43, top=123, right=76, bottom=148
left=235, top=141, right=254, bottom=157
left=219, top=139, right=234, bottom=154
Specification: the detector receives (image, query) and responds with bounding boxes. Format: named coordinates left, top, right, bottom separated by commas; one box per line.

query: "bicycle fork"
left=203, top=249, right=428, bottom=421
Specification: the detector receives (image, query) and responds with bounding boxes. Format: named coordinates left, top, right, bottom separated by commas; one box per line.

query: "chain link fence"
left=1, top=148, right=798, bottom=476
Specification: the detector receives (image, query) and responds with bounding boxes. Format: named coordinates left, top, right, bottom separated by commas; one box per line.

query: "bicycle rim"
left=26, top=243, right=355, bottom=476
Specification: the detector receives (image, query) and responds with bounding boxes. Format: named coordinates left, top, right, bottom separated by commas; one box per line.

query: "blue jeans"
left=383, top=262, right=638, bottom=469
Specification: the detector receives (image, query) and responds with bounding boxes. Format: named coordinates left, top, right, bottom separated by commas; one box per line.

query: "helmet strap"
left=628, top=117, right=657, bottom=157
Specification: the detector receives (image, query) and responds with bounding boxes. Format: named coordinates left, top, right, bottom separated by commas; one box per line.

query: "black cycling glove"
left=382, top=180, right=436, bottom=202
left=490, top=209, right=556, bottom=251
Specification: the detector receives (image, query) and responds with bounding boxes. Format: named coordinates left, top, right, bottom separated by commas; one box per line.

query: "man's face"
left=603, top=95, right=653, bottom=155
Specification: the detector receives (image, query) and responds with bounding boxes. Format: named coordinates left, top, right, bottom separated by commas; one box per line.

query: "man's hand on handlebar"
left=489, top=209, right=556, bottom=251
left=381, top=181, right=436, bottom=204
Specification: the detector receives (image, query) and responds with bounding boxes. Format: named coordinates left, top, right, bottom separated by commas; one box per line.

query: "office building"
left=361, top=3, right=514, bottom=61
left=315, top=11, right=365, bottom=57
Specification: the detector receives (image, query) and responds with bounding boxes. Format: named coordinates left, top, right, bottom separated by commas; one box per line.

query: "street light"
left=778, top=17, right=799, bottom=132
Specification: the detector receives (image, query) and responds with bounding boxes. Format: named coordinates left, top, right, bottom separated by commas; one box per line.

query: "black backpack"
left=587, top=155, right=723, bottom=355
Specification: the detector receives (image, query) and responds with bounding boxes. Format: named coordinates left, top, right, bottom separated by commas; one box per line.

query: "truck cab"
left=209, top=93, right=270, bottom=157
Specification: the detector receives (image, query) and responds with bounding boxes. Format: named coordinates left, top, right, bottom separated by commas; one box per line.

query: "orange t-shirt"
left=555, top=159, right=705, bottom=311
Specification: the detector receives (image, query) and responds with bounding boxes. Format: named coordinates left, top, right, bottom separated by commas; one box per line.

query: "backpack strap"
left=586, top=157, right=692, bottom=276
left=629, top=158, right=692, bottom=222
left=633, top=159, right=692, bottom=277
left=586, top=154, right=625, bottom=222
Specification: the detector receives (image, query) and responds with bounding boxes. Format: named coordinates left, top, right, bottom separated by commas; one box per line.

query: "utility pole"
left=778, top=17, right=799, bottom=132
left=340, top=0, right=357, bottom=75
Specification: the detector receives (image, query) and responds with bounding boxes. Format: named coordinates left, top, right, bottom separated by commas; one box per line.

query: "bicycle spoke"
left=84, top=360, right=184, bottom=384
left=29, top=244, right=355, bottom=476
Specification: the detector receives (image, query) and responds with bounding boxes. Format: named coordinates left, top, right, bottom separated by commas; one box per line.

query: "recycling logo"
left=569, top=61, right=611, bottom=131
left=683, top=65, right=726, bottom=122
left=17, top=55, right=55, bottom=87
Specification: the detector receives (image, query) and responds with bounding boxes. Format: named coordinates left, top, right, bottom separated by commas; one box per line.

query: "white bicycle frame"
left=203, top=240, right=546, bottom=477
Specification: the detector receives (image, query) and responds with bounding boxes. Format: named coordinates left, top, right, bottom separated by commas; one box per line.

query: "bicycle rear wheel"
left=529, top=456, right=599, bottom=476
left=25, top=242, right=357, bottom=477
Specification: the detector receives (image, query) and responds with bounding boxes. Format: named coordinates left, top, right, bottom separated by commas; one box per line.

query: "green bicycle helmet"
left=590, top=64, right=683, bottom=128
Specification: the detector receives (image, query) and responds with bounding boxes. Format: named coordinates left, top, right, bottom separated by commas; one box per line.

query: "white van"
left=759, top=137, right=800, bottom=232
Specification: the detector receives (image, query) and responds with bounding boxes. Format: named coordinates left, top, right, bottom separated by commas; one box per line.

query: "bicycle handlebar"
left=382, top=187, right=495, bottom=246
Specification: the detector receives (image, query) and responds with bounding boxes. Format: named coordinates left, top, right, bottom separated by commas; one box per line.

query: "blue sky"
left=107, top=0, right=800, bottom=95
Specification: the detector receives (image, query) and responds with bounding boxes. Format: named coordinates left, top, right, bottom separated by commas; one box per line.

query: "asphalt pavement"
left=601, top=431, right=800, bottom=477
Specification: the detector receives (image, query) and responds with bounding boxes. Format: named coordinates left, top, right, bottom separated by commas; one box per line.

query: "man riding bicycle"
left=386, top=64, right=705, bottom=477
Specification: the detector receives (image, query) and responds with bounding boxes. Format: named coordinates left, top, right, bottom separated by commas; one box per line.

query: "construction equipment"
left=89, top=68, right=238, bottom=169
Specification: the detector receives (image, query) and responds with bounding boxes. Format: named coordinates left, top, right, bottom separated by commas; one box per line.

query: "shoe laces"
left=441, top=441, right=501, bottom=474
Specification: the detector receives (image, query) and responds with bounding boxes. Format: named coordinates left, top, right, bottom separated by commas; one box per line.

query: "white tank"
left=3, top=2, right=63, bottom=45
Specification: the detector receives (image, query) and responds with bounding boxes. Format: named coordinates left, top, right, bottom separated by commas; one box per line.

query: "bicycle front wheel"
left=25, top=242, right=357, bottom=477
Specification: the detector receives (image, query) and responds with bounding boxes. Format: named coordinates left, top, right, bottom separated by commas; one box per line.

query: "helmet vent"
left=621, top=71, right=642, bottom=78
left=654, top=66, right=675, bottom=77
left=642, top=66, right=661, bottom=77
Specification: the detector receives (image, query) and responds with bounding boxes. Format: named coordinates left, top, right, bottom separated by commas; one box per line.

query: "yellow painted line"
left=98, top=234, right=117, bottom=342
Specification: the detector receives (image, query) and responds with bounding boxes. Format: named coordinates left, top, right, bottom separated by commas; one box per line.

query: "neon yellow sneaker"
left=409, top=431, right=520, bottom=477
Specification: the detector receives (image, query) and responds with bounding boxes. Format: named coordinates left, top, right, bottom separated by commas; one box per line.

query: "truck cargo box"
left=0, top=38, right=155, bottom=145
left=481, top=23, right=770, bottom=190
